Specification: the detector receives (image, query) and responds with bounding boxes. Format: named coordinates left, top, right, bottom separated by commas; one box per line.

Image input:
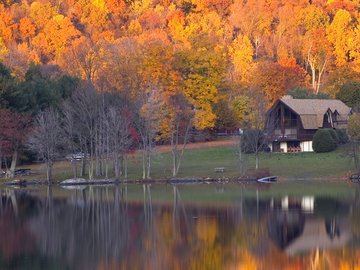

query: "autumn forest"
left=0, top=0, right=360, bottom=179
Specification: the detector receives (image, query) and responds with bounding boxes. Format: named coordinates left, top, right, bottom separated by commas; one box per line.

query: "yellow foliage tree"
left=327, top=9, right=356, bottom=66
left=229, top=35, right=254, bottom=85
left=29, top=2, right=57, bottom=30
left=167, top=9, right=186, bottom=43
left=74, top=0, right=109, bottom=34
left=352, top=24, right=360, bottom=73
left=0, top=37, right=8, bottom=61
left=33, top=15, right=80, bottom=62
left=19, top=17, right=36, bottom=45
left=0, top=4, right=15, bottom=43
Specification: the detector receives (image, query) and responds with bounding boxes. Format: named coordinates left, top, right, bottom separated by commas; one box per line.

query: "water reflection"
left=269, top=197, right=352, bottom=256
left=0, top=185, right=359, bottom=269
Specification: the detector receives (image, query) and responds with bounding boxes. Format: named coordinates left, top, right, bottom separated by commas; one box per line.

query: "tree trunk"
left=95, top=156, right=100, bottom=177
left=146, top=151, right=151, bottom=179
left=171, top=119, right=191, bottom=177
left=354, top=141, right=360, bottom=173
left=172, top=150, right=177, bottom=177
left=114, top=156, right=120, bottom=178
left=89, top=159, right=94, bottom=180
left=80, top=158, right=85, bottom=177
left=316, top=60, right=327, bottom=95
left=72, top=161, right=77, bottom=178
left=171, top=130, right=177, bottom=177
left=255, top=153, right=259, bottom=170
left=310, top=64, right=316, bottom=93
left=105, top=158, right=109, bottom=179
left=238, top=134, right=246, bottom=176
left=124, top=155, right=128, bottom=180
left=46, top=160, right=53, bottom=183
left=142, top=148, right=146, bottom=180
left=9, top=150, right=18, bottom=178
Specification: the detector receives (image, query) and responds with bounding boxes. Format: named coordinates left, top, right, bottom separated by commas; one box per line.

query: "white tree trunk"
left=9, top=150, right=18, bottom=178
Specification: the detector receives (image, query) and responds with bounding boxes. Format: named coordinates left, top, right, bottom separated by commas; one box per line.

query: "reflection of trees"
left=0, top=189, right=68, bottom=269
left=352, top=187, right=360, bottom=238
left=28, top=186, right=131, bottom=270
left=0, top=188, right=360, bottom=269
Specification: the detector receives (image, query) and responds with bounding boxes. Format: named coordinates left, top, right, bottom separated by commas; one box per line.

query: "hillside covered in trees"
left=0, top=0, right=359, bottom=179
left=0, top=0, right=359, bottom=121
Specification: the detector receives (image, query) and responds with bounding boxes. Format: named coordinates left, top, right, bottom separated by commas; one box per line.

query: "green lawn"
left=142, top=144, right=354, bottom=179
left=11, top=141, right=356, bottom=181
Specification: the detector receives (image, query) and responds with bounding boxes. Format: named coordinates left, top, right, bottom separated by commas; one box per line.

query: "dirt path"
left=154, top=137, right=238, bottom=153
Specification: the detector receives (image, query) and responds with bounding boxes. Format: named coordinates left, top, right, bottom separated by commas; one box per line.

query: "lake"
left=0, top=181, right=359, bottom=270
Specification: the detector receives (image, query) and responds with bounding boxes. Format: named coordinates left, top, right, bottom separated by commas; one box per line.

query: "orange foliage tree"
left=0, top=0, right=357, bottom=135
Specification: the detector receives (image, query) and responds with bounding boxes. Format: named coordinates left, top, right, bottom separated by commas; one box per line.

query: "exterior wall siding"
left=300, top=141, right=313, bottom=152
left=280, top=142, right=288, bottom=153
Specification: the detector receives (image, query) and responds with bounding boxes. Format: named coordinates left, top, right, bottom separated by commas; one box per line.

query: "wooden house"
left=265, top=95, right=352, bottom=152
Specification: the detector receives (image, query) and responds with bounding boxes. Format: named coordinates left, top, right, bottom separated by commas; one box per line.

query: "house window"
left=284, top=108, right=297, bottom=128
left=333, top=111, right=338, bottom=122
left=273, top=109, right=281, bottom=128
left=323, top=111, right=333, bottom=128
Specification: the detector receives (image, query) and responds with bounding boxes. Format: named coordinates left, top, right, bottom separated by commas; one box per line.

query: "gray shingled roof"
left=280, top=96, right=352, bottom=129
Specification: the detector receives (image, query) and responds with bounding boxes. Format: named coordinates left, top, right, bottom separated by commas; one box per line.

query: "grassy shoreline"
left=4, top=138, right=356, bottom=182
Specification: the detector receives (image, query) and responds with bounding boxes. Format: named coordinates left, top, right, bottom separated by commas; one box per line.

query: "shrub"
left=312, top=129, right=337, bottom=153
left=335, top=129, right=349, bottom=144
left=328, top=128, right=339, bottom=144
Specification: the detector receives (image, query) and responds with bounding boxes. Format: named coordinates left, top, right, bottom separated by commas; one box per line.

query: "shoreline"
left=2, top=175, right=350, bottom=187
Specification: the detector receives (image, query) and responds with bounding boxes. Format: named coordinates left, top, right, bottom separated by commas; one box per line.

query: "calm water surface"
left=0, top=182, right=359, bottom=270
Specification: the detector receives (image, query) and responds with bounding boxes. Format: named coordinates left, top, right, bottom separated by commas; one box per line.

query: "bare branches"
left=28, top=107, right=64, bottom=182
left=61, top=83, right=135, bottom=180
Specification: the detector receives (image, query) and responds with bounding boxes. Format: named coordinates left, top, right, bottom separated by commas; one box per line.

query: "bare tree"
left=62, top=82, right=99, bottom=180
left=305, top=43, right=328, bottom=94
left=62, top=86, right=135, bottom=181
left=168, top=94, right=194, bottom=177
left=134, top=84, right=164, bottom=180
left=106, top=106, right=133, bottom=179
left=28, top=108, right=64, bottom=183
left=240, top=95, right=268, bottom=170
left=62, top=101, right=85, bottom=178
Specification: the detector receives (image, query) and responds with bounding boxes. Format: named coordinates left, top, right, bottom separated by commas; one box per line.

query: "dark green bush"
left=312, top=129, right=338, bottom=153
left=335, top=129, right=349, bottom=144
left=328, top=128, right=339, bottom=144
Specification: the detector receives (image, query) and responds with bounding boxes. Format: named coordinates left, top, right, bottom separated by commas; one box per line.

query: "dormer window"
left=323, top=109, right=334, bottom=128
left=333, top=110, right=339, bottom=122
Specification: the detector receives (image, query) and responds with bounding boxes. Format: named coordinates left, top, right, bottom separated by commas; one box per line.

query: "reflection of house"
left=284, top=217, right=351, bottom=256
left=268, top=197, right=352, bottom=256
left=265, top=96, right=351, bottom=152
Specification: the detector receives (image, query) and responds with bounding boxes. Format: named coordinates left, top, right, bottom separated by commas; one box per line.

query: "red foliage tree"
left=0, top=109, right=32, bottom=175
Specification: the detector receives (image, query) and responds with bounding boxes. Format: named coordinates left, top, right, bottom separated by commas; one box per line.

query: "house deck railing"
left=273, top=128, right=297, bottom=140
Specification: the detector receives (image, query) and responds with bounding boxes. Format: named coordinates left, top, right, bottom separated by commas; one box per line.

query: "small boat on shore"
left=257, top=176, right=277, bottom=183
left=59, top=178, right=119, bottom=186
left=350, top=174, right=360, bottom=183
left=60, top=178, right=88, bottom=185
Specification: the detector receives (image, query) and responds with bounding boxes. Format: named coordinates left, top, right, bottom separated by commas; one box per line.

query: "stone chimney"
left=282, top=95, right=293, bottom=100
